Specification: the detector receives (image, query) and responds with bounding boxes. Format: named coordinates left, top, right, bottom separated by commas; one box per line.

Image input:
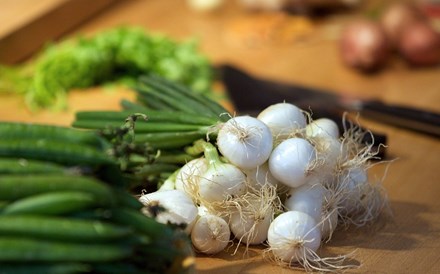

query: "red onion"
left=340, top=20, right=389, bottom=71
left=380, top=2, right=426, bottom=48
left=398, top=21, right=440, bottom=66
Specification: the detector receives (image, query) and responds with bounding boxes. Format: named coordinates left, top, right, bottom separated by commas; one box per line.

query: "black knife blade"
left=218, top=64, right=440, bottom=139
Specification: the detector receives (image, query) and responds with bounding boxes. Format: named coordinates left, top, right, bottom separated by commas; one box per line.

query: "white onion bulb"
left=139, top=190, right=198, bottom=233
left=175, top=158, right=208, bottom=195
left=269, top=138, right=317, bottom=188
left=257, top=102, right=306, bottom=141
left=191, top=213, right=230, bottom=255
left=242, top=162, right=279, bottom=190
left=217, top=116, right=273, bottom=169
left=267, top=211, right=322, bottom=263
left=284, top=183, right=325, bottom=221
left=305, top=118, right=340, bottom=140
left=198, top=163, right=247, bottom=203
left=229, top=197, right=274, bottom=245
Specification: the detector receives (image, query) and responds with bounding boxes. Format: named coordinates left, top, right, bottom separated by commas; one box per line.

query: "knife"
left=218, top=64, right=440, bottom=139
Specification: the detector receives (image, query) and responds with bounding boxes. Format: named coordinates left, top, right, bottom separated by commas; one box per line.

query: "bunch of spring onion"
left=72, top=74, right=230, bottom=192
left=138, top=102, right=390, bottom=272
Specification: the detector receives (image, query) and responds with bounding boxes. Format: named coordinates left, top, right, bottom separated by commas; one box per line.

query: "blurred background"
left=1, top=0, right=439, bottom=114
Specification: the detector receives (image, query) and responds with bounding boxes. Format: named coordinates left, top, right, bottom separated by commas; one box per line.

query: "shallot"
left=340, top=20, right=389, bottom=71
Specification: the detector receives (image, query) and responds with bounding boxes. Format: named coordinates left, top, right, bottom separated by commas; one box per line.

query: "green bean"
left=133, top=131, right=206, bottom=147
left=0, top=237, right=131, bottom=262
left=112, top=190, right=143, bottom=210
left=72, top=120, right=204, bottom=133
left=135, top=163, right=179, bottom=176
left=75, top=110, right=143, bottom=121
left=137, top=93, right=174, bottom=111
left=66, top=208, right=113, bottom=220
left=90, top=263, right=144, bottom=274
left=95, top=164, right=130, bottom=187
left=1, top=191, right=99, bottom=216
left=0, top=158, right=67, bottom=175
left=155, top=74, right=227, bottom=114
left=139, top=76, right=215, bottom=116
left=0, top=201, right=8, bottom=213
left=141, top=74, right=229, bottom=118
left=0, top=263, right=89, bottom=274
left=0, top=215, right=132, bottom=242
left=0, top=139, right=115, bottom=166
left=154, top=152, right=196, bottom=164
left=0, top=122, right=107, bottom=149
left=137, top=83, right=197, bottom=114
left=110, top=208, right=173, bottom=240
left=117, top=174, right=148, bottom=190
left=127, top=151, right=194, bottom=166
left=120, top=99, right=151, bottom=112
left=148, top=139, right=203, bottom=150
left=75, top=109, right=217, bottom=125
left=0, top=174, right=114, bottom=201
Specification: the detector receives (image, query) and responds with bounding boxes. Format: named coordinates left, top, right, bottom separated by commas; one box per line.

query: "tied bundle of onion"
left=137, top=102, right=389, bottom=272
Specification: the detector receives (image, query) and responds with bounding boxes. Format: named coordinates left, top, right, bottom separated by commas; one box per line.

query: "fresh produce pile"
left=0, top=73, right=390, bottom=272
left=72, top=76, right=390, bottom=272
left=0, top=122, right=194, bottom=273
left=0, top=26, right=213, bottom=110
left=340, top=2, right=440, bottom=72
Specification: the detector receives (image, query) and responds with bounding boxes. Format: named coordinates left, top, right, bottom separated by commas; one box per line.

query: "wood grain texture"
left=0, top=0, right=439, bottom=273
left=0, top=0, right=117, bottom=64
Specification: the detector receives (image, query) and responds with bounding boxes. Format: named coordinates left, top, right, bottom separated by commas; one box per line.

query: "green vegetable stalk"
left=0, top=121, right=195, bottom=273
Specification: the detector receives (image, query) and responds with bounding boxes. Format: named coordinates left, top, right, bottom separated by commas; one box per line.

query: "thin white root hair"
left=349, top=178, right=390, bottom=228
left=263, top=241, right=359, bottom=273
left=320, top=199, right=340, bottom=243
left=230, top=183, right=281, bottom=255
left=335, top=157, right=393, bottom=229
left=177, top=161, right=205, bottom=205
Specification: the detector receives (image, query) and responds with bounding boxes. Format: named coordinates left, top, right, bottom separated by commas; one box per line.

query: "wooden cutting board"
left=0, top=0, right=117, bottom=64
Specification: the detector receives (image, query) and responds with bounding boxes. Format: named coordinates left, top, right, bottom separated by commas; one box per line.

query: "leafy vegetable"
left=0, top=26, right=213, bottom=110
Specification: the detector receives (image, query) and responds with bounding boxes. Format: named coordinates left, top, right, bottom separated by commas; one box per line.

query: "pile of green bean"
left=72, top=75, right=231, bottom=191
left=0, top=122, right=194, bottom=274
left=0, top=122, right=125, bottom=185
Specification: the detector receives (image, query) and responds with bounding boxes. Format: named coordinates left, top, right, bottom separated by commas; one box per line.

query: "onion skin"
left=380, top=2, right=427, bottom=48
left=339, top=20, right=389, bottom=71
left=398, top=21, right=440, bottom=66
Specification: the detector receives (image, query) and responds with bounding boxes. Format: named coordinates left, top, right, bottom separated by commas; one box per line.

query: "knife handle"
left=362, top=100, right=440, bottom=137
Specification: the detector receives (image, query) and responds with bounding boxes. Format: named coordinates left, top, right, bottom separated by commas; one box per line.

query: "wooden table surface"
left=1, top=0, right=440, bottom=273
